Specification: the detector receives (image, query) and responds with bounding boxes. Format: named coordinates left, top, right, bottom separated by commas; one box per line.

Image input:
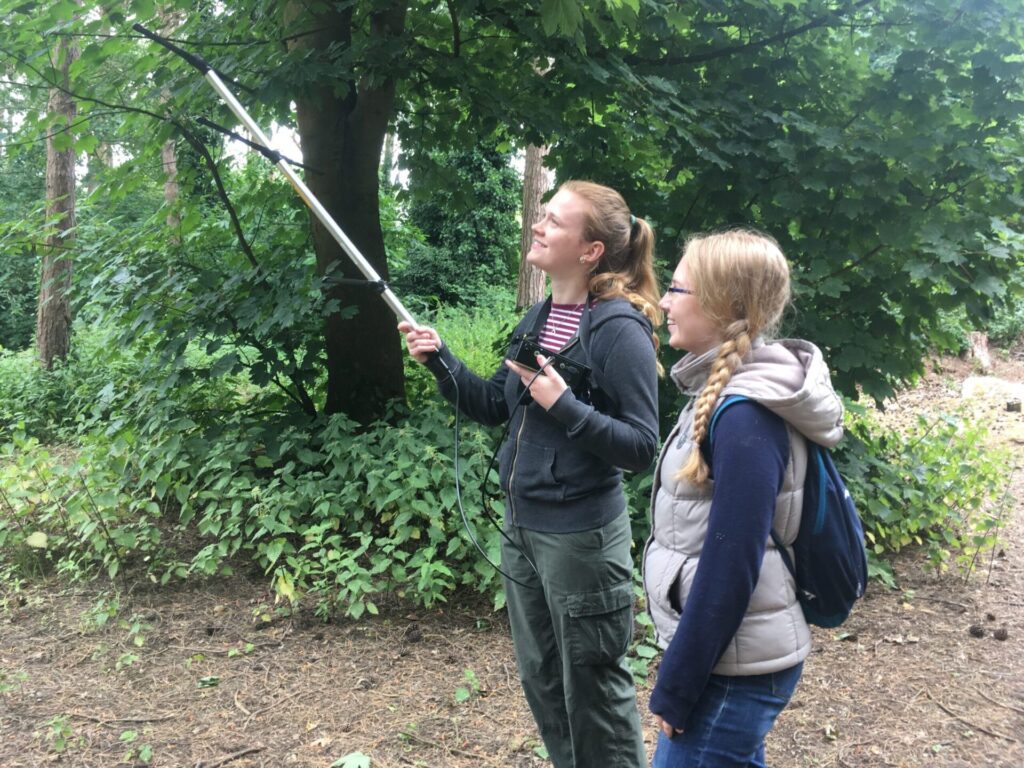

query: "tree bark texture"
left=283, top=2, right=407, bottom=421
left=159, top=8, right=183, bottom=232
left=36, top=35, right=79, bottom=369
left=162, top=139, right=180, bottom=230
left=517, top=143, right=549, bottom=309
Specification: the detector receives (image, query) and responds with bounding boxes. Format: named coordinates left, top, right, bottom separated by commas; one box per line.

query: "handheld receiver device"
left=508, top=334, right=591, bottom=392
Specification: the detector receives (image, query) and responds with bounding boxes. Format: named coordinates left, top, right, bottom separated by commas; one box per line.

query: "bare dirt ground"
left=1, top=351, right=1022, bottom=768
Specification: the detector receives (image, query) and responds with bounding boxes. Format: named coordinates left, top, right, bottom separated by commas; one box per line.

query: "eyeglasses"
left=666, top=287, right=694, bottom=295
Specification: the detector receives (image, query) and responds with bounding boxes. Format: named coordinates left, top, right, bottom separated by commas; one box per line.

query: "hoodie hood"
left=670, top=338, right=844, bottom=447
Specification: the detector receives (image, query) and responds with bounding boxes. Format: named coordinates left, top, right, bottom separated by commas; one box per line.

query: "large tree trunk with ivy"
left=36, top=35, right=78, bottom=370
left=283, top=2, right=406, bottom=421
left=517, top=143, right=549, bottom=309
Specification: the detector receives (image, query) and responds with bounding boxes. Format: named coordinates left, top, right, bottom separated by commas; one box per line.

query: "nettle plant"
left=239, top=406, right=508, bottom=619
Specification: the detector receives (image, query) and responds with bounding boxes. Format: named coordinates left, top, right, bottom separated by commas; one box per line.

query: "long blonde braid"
left=673, top=229, right=791, bottom=487
left=677, top=322, right=752, bottom=486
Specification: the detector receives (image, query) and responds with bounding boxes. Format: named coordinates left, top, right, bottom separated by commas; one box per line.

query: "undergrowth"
left=0, top=315, right=1014, bottom=638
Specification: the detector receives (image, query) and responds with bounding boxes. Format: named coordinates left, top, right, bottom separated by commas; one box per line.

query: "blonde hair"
left=676, top=228, right=791, bottom=487
left=559, top=180, right=663, bottom=366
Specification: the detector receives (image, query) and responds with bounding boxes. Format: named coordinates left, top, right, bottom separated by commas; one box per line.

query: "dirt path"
left=1, top=356, right=1022, bottom=768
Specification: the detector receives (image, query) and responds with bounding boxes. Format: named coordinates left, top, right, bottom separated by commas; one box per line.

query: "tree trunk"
left=517, top=143, right=549, bottom=309
left=159, top=8, right=182, bottom=232
left=162, top=139, right=180, bottom=230
left=284, top=3, right=407, bottom=421
left=36, top=35, right=79, bottom=369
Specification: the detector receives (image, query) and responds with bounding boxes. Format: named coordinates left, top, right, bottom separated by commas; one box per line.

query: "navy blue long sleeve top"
left=648, top=400, right=790, bottom=731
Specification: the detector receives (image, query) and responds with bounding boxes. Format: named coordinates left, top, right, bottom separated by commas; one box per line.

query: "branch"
left=50, top=28, right=327, bottom=47
left=825, top=243, right=883, bottom=280
left=0, top=110, right=122, bottom=150
left=625, top=0, right=877, bottom=66
left=445, top=0, right=461, bottom=57
left=174, top=127, right=260, bottom=272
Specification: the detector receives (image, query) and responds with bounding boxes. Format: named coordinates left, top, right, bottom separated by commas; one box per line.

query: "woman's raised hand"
left=397, top=321, right=442, bottom=363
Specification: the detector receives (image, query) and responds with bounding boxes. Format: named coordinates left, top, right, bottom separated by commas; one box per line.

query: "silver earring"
left=579, top=256, right=586, bottom=264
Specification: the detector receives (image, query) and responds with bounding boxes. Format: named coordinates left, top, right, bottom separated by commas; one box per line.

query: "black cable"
left=436, top=354, right=554, bottom=590
left=195, top=116, right=318, bottom=172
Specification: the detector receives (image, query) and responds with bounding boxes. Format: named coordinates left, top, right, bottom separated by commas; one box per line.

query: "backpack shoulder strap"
left=708, top=395, right=751, bottom=443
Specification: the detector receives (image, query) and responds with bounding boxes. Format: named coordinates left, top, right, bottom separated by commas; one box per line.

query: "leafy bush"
left=0, top=250, right=37, bottom=352
left=987, top=297, right=1024, bottom=348
left=0, top=141, right=44, bottom=351
left=0, top=401, right=509, bottom=614
left=838, top=404, right=1010, bottom=583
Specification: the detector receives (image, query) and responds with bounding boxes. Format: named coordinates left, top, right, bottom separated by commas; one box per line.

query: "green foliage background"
left=0, top=0, right=1020, bottom=618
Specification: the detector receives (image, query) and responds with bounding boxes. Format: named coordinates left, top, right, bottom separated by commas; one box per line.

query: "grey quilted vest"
left=643, top=339, right=845, bottom=675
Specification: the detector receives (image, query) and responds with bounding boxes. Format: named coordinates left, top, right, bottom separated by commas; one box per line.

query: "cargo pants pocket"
left=565, top=580, right=634, bottom=666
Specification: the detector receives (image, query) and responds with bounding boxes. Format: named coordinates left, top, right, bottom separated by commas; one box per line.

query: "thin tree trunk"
left=159, top=7, right=183, bottom=232
left=517, top=143, right=549, bottom=309
left=162, top=139, right=180, bottom=230
left=36, top=34, right=79, bottom=369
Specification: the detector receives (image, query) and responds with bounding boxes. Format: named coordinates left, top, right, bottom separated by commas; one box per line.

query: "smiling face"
left=659, top=260, right=722, bottom=353
left=527, top=189, right=603, bottom=279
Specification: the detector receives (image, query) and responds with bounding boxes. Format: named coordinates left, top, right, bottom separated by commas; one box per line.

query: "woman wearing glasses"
left=400, top=180, right=661, bottom=767
left=644, top=229, right=845, bottom=767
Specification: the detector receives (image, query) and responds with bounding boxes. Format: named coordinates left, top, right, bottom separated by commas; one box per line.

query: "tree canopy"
left=0, top=0, right=1021, bottom=411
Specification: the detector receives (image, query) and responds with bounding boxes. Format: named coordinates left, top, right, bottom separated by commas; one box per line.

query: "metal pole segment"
left=200, top=70, right=418, bottom=328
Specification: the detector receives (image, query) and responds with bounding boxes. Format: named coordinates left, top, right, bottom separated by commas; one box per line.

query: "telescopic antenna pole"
left=133, top=23, right=418, bottom=328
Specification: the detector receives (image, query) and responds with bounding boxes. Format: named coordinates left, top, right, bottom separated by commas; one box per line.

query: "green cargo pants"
left=502, top=512, right=646, bottom=768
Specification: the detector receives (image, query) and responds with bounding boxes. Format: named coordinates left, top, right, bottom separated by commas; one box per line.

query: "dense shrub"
left=987, top=297, right=1024, bottom=348
left=0, top=250, right=37, bottom=352
left=839, top=404, right=1009, bottom=584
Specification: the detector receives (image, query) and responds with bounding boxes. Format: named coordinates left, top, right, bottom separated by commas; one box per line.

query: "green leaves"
left=840, top=407, right=1009, bottom=575
left=330, top=753, right=371, bottom=768
left=540, top=0, right=584, bottom=37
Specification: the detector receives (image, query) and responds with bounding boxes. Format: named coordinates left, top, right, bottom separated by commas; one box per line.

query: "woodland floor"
left=1, top=350, right=1023, bottom=768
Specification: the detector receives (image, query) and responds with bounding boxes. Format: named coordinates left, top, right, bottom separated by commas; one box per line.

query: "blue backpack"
left=710, top=396, right=868, bottom=628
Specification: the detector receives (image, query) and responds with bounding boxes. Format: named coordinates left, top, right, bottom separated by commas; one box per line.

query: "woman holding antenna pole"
left=400, top=180, right=660, bottom=768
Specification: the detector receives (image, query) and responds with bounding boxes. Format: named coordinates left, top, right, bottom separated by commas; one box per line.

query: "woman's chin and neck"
left=548, top=272, right=591, bottom=305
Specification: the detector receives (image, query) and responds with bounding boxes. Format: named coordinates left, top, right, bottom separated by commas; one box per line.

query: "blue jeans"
left=651, top=662, right=803, bottom=768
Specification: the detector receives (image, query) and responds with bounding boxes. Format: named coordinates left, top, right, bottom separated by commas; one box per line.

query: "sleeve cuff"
left=546, top=389, right=592, bottom=434
left=423, top=344, right=459, bottom=382
left=648, top=684, right=697, bottom=733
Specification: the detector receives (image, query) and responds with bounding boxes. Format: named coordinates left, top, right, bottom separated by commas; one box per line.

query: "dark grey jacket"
left=425, top=298, right=659, bottom=532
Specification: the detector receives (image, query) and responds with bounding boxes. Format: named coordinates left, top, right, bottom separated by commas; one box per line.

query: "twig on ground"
left=399, top=731, right=500, bottom=764
left=233, top=690, right=251, bottom=716
left=927, top=691, right=1020, bottom=743
left=914, top=596, right=970, bottom=612
left=194, top=745, right=263, bottom=768
left=242, top=689, right=305, bottom=728
left=975, top=687, right=1024, bottom=716
left=68, top=711, right=179, bottom=724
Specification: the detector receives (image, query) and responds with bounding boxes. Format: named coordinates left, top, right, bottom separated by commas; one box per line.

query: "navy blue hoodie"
left=425, top=297, right=659, bottom=532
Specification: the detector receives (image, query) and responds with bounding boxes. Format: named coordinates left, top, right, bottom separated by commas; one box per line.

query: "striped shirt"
left=538, top=302, right=588, bottom=352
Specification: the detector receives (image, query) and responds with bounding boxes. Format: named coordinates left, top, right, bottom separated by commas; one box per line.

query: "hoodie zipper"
left=507, top=408, right=528, bottom=525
